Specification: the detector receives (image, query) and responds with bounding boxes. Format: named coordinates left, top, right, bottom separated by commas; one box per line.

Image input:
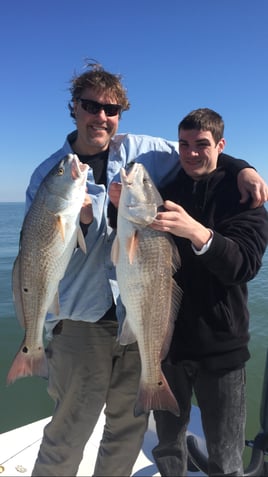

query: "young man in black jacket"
left=151, top=108, right=268, bottom=476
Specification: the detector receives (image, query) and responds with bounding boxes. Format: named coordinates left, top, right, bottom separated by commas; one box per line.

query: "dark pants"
left=32, top=320, right=148, bottom=476
left=152, top=360, right=246, bottom=477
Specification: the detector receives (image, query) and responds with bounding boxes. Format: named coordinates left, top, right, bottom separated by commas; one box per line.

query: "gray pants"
left=32, top=320, right=148, bottom=477
left=152, top=360, right=246, bottom=477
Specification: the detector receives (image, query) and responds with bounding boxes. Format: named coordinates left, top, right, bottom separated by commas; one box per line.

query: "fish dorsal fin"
left=160, top=280, right=183, bottom=361
left=127, top=231, right=139, bottom=264
left=119, top=318, right=137, bottom=345
left=111, top=235, right=120, bottom=265
left=172, top=240, right=181, bottom=272
left=77, top=226, right=87, bottom=254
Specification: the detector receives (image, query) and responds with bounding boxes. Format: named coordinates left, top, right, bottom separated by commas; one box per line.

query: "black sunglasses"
left=78, top=98, right=122, bottom=117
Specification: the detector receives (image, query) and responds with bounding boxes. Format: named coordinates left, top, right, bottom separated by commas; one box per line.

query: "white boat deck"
left=0, top=407, right=205, bottom=476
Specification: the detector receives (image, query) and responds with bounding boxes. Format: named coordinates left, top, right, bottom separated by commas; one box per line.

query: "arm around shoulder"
left=218, top=153, right=268, bottom=207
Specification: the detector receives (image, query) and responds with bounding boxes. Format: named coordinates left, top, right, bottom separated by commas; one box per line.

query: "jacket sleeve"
left=118, top=134, right=180, bottom=186
left=24, top=138, right=73, bottom=214
left=199, top=206, right=268, bottom=285
left=25, top=167, right=47, bottom=213
left=218, top=153, right=254, bottom=175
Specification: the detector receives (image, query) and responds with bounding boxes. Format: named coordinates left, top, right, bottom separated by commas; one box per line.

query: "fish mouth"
left=71, top=154, right=89, bottom=180
left=120, top=162, right=139, bottom=184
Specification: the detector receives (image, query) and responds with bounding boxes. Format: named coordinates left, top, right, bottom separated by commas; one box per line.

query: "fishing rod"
left=187, top=350, right=268, bottom=476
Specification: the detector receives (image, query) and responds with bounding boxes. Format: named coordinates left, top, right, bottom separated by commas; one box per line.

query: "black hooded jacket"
left=160, top=157, right=268, bottom=370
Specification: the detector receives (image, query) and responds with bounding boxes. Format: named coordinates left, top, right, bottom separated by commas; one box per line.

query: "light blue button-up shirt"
left=25, top=131, right=180, bottom=338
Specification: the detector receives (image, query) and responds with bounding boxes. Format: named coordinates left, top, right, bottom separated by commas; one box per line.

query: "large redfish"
left=111, top=162, right=182, bottom=416
left=7, top=154, right=89, bottom=384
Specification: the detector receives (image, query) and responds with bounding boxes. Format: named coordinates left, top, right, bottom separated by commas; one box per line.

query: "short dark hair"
left=68, top=59, right=130, bottom=120
left=178, top=108, right=224, bottom=145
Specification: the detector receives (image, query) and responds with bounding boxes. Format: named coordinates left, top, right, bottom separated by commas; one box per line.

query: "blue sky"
left=1, top=0, right=268, bottom=202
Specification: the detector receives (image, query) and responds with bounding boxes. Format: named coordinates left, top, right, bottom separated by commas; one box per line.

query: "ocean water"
left=0, top=202, right=267, bottom=463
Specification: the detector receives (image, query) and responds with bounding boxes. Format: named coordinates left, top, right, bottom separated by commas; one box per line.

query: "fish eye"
left=57, top=167, right=65, bottom=176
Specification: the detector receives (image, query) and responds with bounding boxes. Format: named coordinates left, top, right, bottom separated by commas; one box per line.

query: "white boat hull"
left=0, top=406, right=204, bottom=476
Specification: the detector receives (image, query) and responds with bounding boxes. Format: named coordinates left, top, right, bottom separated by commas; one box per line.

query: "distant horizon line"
left=0, top=201, right=267, bottom=211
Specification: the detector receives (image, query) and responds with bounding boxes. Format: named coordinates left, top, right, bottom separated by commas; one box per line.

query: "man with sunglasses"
left=28, top=62, right=268, bottom=477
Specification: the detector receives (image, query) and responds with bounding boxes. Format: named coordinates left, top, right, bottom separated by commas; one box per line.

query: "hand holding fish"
left=108, top=181, right=122, bottom=208
left=152, top=200, right=212, bottom=251
left=80, top=192, right=93, bottom=225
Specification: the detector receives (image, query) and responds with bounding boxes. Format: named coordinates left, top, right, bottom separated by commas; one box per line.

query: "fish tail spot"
left=135, top=373, right=180, bottom=417
left=7, top=346, right=48, bottom=384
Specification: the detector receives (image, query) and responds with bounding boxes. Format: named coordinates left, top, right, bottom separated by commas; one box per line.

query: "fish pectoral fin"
left=119, top=318, right=137, bottom=345
left=127, top=231, right=139, bottom=264
left=111, top=235, right=120, bottom=265
left=111, top=233, right=138, bottom=265
left=77, top=226, right=87, bottom=253
left=55, top=215, right=66, bottom=241
left=48, top=291, right=60, bottom=315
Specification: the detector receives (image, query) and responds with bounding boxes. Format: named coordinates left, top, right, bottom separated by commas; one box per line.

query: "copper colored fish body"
left=111, top=163, right=182, bottom=416
left=7, top=154, right=89, bottom=384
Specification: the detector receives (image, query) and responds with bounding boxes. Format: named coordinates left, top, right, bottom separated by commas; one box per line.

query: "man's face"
left=178, top=129, right=225, bottom=180
left=73, top=88, right=121, bottom=155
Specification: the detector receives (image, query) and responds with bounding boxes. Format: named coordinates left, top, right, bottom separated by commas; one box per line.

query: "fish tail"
left=134, top=372, right=180, bottom=417
left=6, top=345, right=48, bottom=384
